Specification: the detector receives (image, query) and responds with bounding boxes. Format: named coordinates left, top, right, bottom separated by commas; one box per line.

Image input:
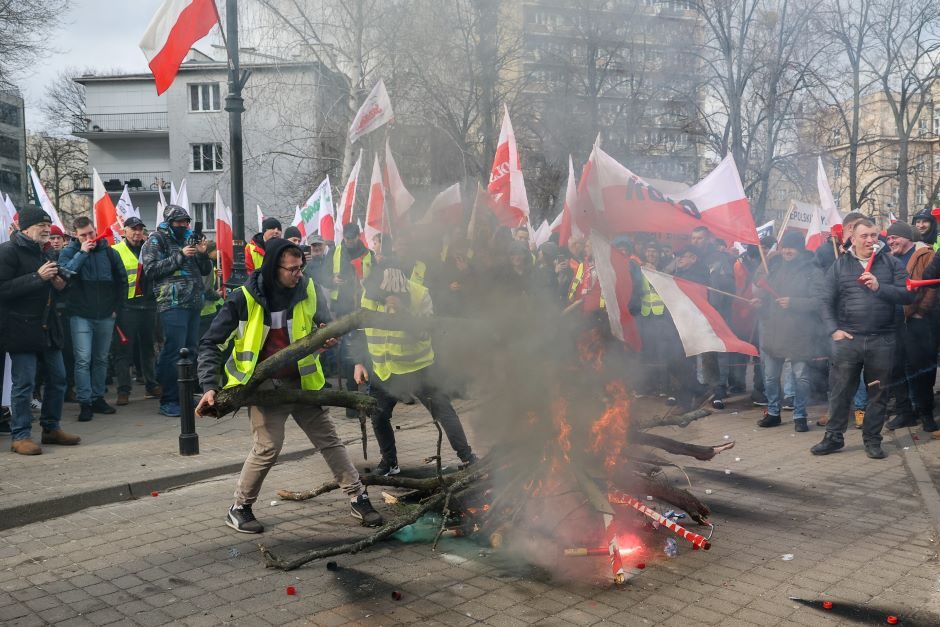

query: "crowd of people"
left=1, top=199, right=938, bottom=530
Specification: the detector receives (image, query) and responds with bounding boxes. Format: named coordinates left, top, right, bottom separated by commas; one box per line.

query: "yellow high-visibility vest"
left=112, top=241, right=141, bottom=301
left=361, top=281, right=434, bottom=382
left=568, top=261, right=605, bottom=308
left=246, top=241, right=265, bottom=274
left=410, top=260, right=427, bottom=286
left=640, top=275, right=665, bottom=316
left=222, top=279, right=325, bottom=391
left=330, top=246, right=373, bottom=300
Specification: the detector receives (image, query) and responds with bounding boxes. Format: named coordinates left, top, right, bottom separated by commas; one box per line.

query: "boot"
left=145, top=385, right=162, bottom=399
left=864, top=442, right=886, bottom=459
left=886, top=413, right=918, bottom=430
left=854, top=409, right=865, bottom=429
left=92, top=398, right=116, bottom=415
left=41, top=428, right=81, bottom=446
left=757, top=411, right=782, bottom=428
left=922, top=414, right=938, bottom=433
left=816, top=414, right=829, bottom=427
left=116, top=393, right=130, bottom=406
left=11, top=439, right=41, bottom=455
left=78, top=404, right=93, bottom=422
left=793, top=418, right=809, bottom=432
left=810, top=433, right=844, bottom=456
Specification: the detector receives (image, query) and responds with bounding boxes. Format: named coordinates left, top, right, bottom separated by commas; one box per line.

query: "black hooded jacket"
left=197, top=239, right=332, bottom=392
left=912, top=208, right=938, bottom=247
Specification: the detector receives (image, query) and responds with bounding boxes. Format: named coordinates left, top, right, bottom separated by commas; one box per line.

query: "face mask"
left=171, top=226, right=190, bottom=241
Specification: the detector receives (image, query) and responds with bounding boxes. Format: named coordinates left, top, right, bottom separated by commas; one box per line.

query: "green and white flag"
left=300, top=177, right=334, bottom=241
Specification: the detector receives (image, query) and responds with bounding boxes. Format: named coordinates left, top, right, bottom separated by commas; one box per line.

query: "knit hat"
left=779, top=230, right=806, bottom=250
left=342, top=222, right=360, bottom=238
left=18, top=205, right=52, bottom=231
left=886, top=221, right=914, bottom=241
left=49, top=225, right=65, bottom=237
left=261, top=217, right=282, bottom=232
left=283, top=225, right=302, bottom=240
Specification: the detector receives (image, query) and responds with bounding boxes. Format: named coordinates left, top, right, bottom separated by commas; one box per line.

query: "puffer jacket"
left=819, top=245, right=913, bottom=337
left=0, top=232, right=64, bottom=351
left=756, top=251, right=823, bottom=361
left=140, top=223, right=212, bottom=312
left=58, top=238, right=127, bottom=319
left=902, top=243, right=935, bottom=319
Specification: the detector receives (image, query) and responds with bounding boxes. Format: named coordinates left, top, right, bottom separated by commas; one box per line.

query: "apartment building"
left=0, top=89, right=28, bottom=208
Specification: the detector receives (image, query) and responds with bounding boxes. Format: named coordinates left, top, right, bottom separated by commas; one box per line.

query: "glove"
left=380, top=268, right=408, bottom=293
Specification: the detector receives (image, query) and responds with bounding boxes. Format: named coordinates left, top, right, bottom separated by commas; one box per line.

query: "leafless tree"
left=0, top=0, right=70, bottom=87
left=41, top=68, right=88, bottom=135
left=26, top=132, right=89, bottom=225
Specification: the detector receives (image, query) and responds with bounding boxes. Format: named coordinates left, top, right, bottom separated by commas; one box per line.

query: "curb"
left=893, top=428, right=940, bottom=540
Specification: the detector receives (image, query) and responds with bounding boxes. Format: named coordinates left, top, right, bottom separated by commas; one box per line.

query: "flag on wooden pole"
left=93, top=169, right=121, bottom=243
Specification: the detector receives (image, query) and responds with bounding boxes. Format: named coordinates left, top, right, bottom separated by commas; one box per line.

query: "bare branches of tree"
left=0, top=0, right=70, bottom=87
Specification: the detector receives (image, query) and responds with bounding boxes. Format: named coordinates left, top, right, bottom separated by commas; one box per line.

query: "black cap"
left=261, top=217, right=282, bottom=232
left=343, top=222, right=360, bottom=238
left=18, top=205, right=52, bottom=231
left=283, top=225, right=302, bottom=240
left=124, top=217, right=145, bottom=228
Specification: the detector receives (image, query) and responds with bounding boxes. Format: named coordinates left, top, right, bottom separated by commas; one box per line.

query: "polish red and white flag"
left=817, top=157, right=843, bottom=234
left=93, top=169, right=122, bottom=243
left=422, top=183, right=463, bottom=227
left=291, top=205, right=306, bottom=239
left=349, top=79, right=394, bottom=144
left=591, top=232, right=641, bottom=350
left=641, top=268, right=758, bottom=357
left=805, top=203, right=827, bottom=251
left=140, top=0, right=219, bottom=95
left=487, top=106, right=529, bottom=228
left=555, top=155, right=582, bottom=247
left=579, top=146, right=758, bottom=245
left=336, top=151, right=362, bottom=245
left=214, top=189, right=233, bottom=285
left=383, top=139, right=414, bottom=220
left=364, top=155, right=386, bottom=246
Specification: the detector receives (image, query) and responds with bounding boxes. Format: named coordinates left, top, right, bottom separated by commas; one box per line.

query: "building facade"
left=0, top=90, right=28, bottom=209
left=74, top=47, right=344, bottom=237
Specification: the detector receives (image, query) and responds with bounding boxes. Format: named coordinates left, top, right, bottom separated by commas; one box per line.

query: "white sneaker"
left=30, top=399, right=42, bottom=412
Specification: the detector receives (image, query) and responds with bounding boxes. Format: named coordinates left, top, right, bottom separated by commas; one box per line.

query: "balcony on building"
left=73, top=112, right=169, bottom=139
left=74, top=171, right=172, bottom=195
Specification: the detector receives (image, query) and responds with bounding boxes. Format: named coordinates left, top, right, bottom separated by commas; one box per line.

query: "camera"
left=56, top=265, right=76, bottom=280
left=187, top=221, right=206, bottom=247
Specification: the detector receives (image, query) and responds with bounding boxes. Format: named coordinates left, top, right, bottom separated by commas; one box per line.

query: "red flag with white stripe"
left=336, top=151, right=362, bottom=245
left=487, top=106, right=529, bottom=228
left=383, top=139, right=414, bottom=221
left=140, top=0, right=219, bottom=95
left=365, top=155, right=386, bottom=245
left=214, top=189, right=233, bottom=284
left=590, top=232, right=641, bottom=350
left=556, top=155, right=582, bottom=247
left=93, top=169, right=121, bottom=243
left=641, top=268, right=758, bottom=357
left=580, top=146, right=758, bottom=245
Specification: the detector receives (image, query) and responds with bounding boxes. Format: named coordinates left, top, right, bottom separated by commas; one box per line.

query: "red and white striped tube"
left=603, top=513, right=626, bottom=584
left=608, top=489, right=711, bottom=550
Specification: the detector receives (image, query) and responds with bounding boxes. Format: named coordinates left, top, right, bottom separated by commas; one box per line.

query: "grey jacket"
left=140, top=224, right=212, bottom=312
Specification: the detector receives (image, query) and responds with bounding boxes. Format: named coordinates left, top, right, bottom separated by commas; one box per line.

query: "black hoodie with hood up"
left=196, top=238, right=332, bottom=392
left=912, top=208, right=938, bottom=247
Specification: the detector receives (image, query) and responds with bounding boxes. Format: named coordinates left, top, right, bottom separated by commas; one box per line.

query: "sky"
left=19, top=0, right=199, bottom=130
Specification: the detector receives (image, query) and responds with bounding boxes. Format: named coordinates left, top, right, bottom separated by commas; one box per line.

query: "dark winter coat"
left=140, top=223, right=212, bottom=312
left=819, top=246, right=913, bottom=337
left=58, top=238, right=127, bottom=319
left=0, top=232, right=64, bottom=352
left=756, top=251, right=823, bottom=361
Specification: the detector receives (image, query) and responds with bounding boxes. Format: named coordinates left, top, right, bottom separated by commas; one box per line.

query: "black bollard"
left=177, top=348, right=200, bottom=456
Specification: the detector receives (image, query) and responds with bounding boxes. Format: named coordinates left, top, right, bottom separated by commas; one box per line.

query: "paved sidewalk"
left=0, top=386, right=475, bottom=529
left=0, top=395, right=938, bottom=625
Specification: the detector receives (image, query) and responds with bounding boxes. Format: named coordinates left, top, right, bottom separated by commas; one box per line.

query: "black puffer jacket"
left=0, top=232, right=64, bottom=351
left=757, top=251, right=823, bottom=361
left=819, top=246, right=913, bottom=337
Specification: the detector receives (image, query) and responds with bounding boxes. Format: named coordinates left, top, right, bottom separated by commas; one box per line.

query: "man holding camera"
left=0, top=206, right=81, bottom=454
left=141, top=205, right=212, bottom=417
left=58, top=217, right=128, bottom=421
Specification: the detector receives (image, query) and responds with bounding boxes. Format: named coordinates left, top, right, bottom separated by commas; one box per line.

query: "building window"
left=919, top=118, right=929, bottom=137
left=830, top=127, right=842, bottom=145
left=191, top=143, right=223, bottom=172
left=0, top=135, right=19, bottom=160
left=189, top=83, right=222, bottom=112
left=0, top=101, right=21, bottom=127
left=192, top=202, right=216, bottom=228
left=934, top=112, right=940, bottom=136
left=918, top=184, right=927, bottom=206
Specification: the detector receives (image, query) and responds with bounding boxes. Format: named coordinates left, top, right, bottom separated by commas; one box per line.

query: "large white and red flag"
left=291, top=205, right=305, bottom=239
left=336, top=150, right=362, bottom=245
left=556, top=155, right=582, bottom=247
left=93, top=169, right=121, bottom=243
left=580, top=147, right=758, bottom=245
left=349, top=79, right=394, bottom=144
left=364, top=155, right=386, bottom=245
left=383, top=139, right=414, bottom=221
left=140, top=0, right=219, bottom=95
left=487, top=106, right=529, bottom=228
left=805, top=203, right=827, bottom=251
left=642, top=268, right=758, bottom=357
left=422, top=183, right=463, bottom=227
left=27, top=166, right=65, bottom=230
left=3, top=194, right=16, bottom=224
left=300, top=177, right=335, bottom=241
left=590, top=232, right=642, bottom=350
left=214, top=189, right=233, bottom=285
left=817, top=157, right=843, bottom=237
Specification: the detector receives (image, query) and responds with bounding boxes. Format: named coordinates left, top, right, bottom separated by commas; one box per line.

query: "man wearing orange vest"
left=245, top=218, right=282, bottom=274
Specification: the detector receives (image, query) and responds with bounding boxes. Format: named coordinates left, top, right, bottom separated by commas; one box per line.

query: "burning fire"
left=576, top=327, right=605, bottom=371
left=590, top=381, right=631, bottom=474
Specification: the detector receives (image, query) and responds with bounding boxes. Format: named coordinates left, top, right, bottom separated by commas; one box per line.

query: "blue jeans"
left=70, top=316, right=115, bottom=405
left=782, top=361, right=796, bottom=398
left=853, top=372, right=867, bottom=409
left=10, top=350, right=66, bottom=441
left=763, top=355, right=810, bottom=419
left=157, top=307, right=201, bottom=405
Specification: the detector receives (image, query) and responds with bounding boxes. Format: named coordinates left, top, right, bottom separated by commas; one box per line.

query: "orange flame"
left=577, top=327, right=605, bottom=371
left=590, top=381, right=631, bottom=474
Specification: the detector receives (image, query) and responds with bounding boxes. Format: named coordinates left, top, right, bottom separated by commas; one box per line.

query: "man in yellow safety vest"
left=111, top=217, right=160, bottom=405
left=196, top=238, right=383, bottom=533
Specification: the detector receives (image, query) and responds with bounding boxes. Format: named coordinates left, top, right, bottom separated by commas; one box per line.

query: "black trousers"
left=113, top=307, right=158, bottom=393
left=369, top=368, right=473, bottom=466
left=826, top=334, right=895, bottom=444
left=898, top=317, right=936, bottom=420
